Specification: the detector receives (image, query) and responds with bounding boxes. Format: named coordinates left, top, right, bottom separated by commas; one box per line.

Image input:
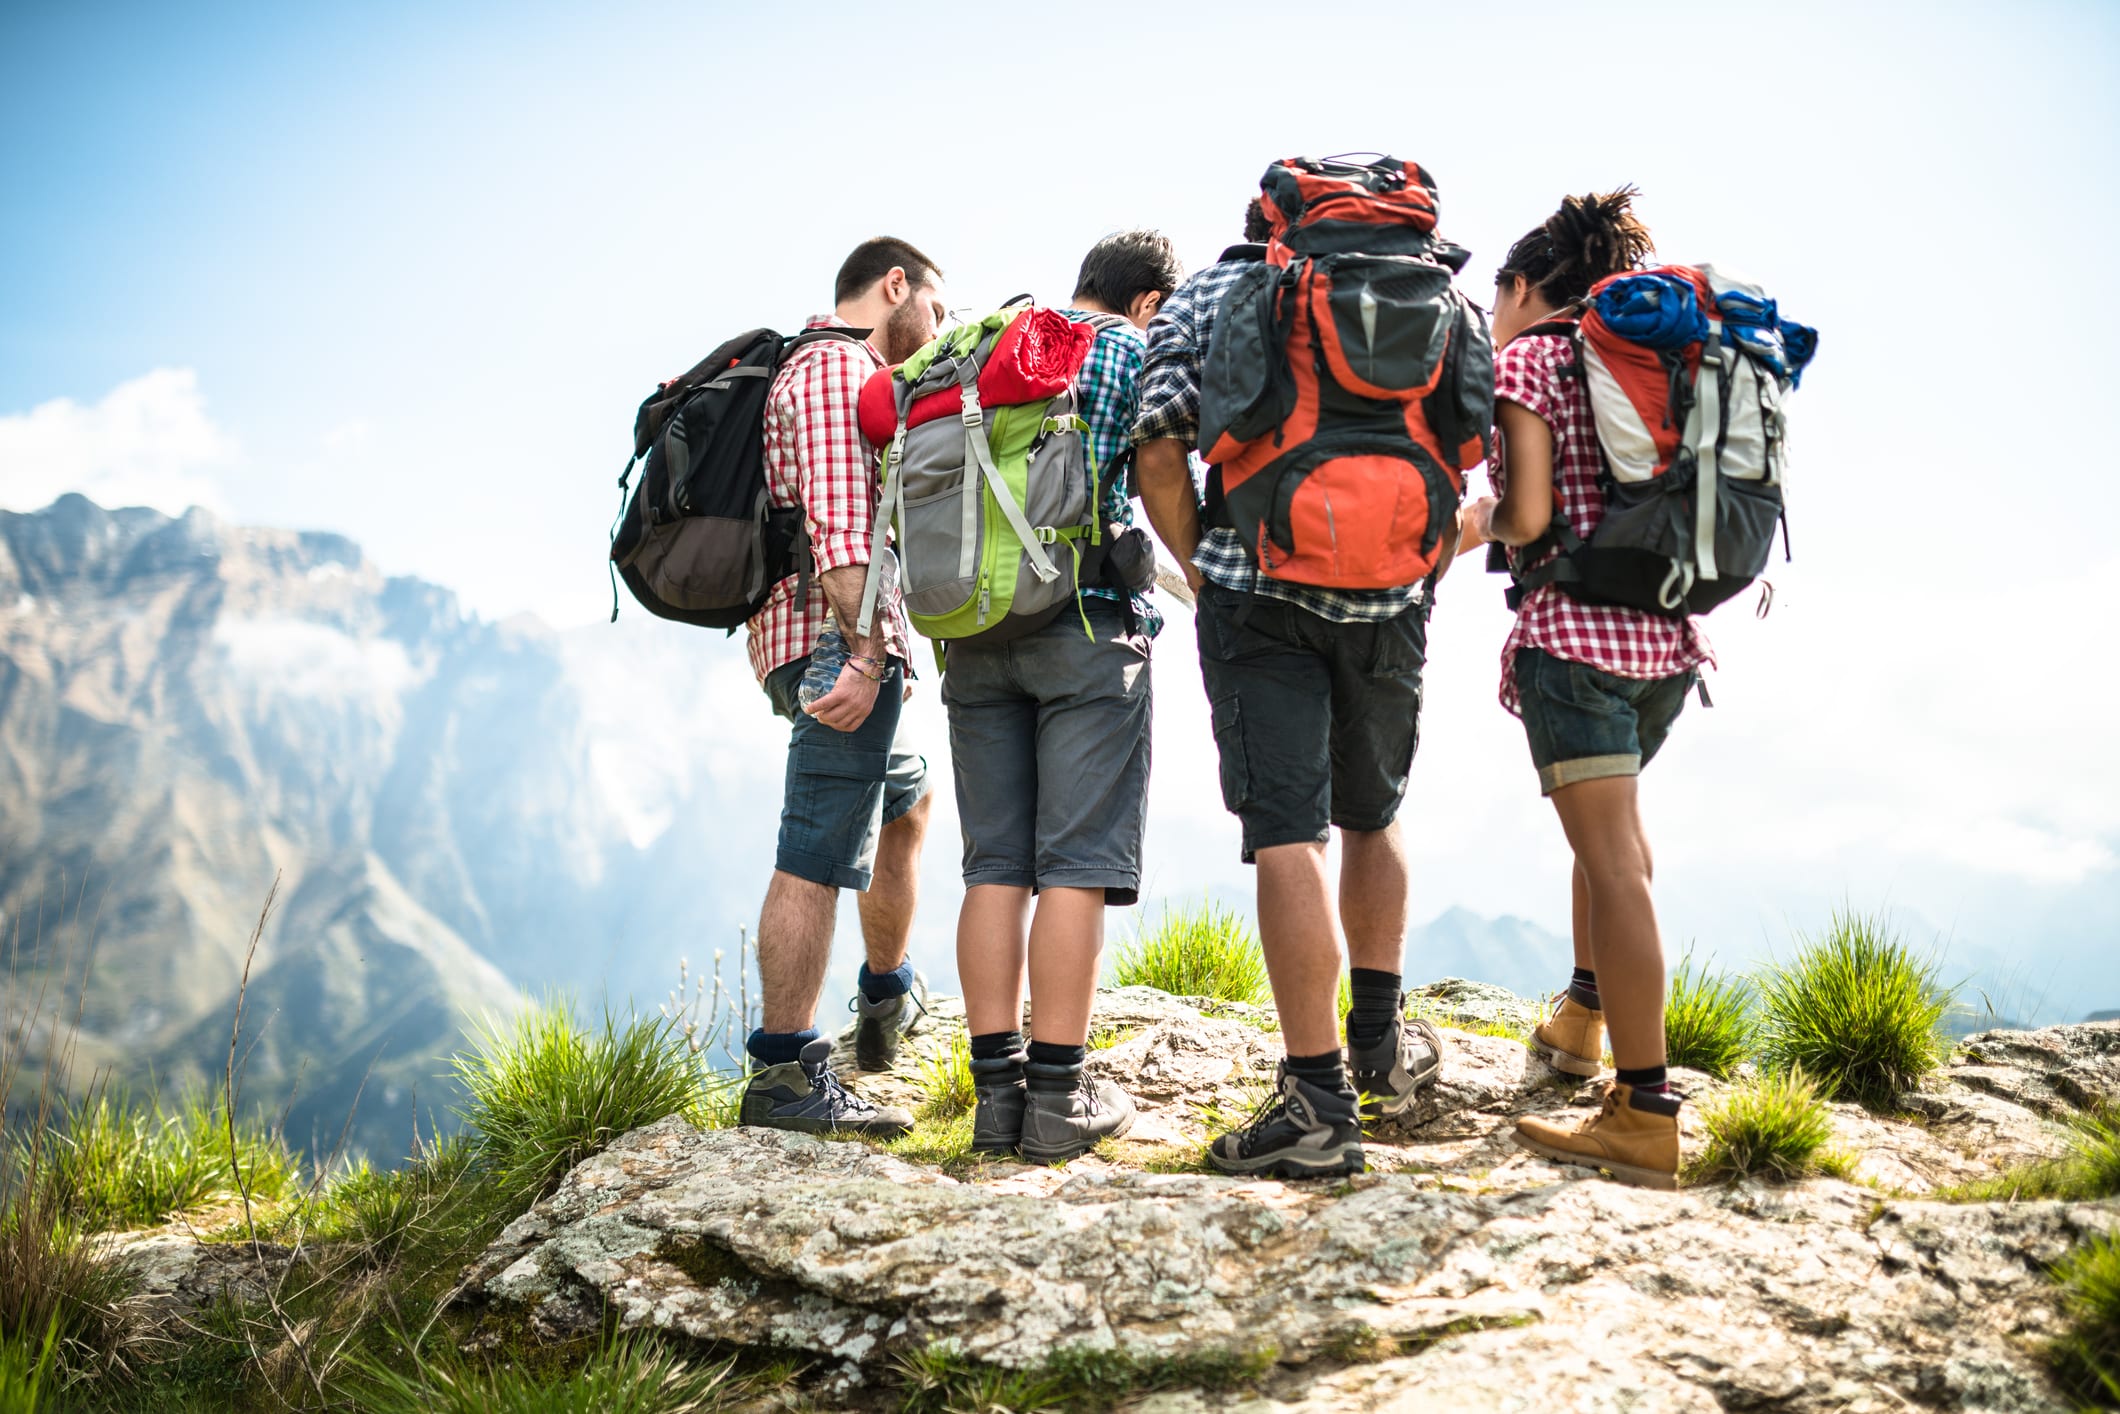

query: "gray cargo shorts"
left=940, top=600, right=1152, bottom=906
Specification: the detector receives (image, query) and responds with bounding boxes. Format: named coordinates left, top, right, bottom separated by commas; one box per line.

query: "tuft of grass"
left=1691, top=1068, right=1836, bottom=1183
left=352, top=1328, right=752, bottom=1414
left=916, top=1032, right=975, bottom=1121
left=29, top=1088, right=298, bottom=1233
left=0, top=1319, right=61, bottom=1413
left=1756, top=911, right=1953, bottom=1105
left=1664, top=954, right=1759, bottom=1079
left=891, top=1338, right=1276, bottom=1413
left=1945, top=1104, right=2120, bottom=1203
left=1108, top=902, right=1271, bottom=1005
left=453, top=999, right=705, bottom=1204
left=2052, top=1230, right=2120, bottom=1401
left=1087, top=1026, right=1138, bottom=1051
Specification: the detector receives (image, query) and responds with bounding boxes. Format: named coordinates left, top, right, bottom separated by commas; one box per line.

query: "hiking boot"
left=1347, top=1012, right=1443, bottom=1120
left=1532, top=994, right=1606, bottom=1078
left=970, top=1047, right=1028, bottom=1157
left=740, top=1037, right=913, bottom=1138
left=1512, top=1081, right=1682, bottom=1190
left=1020, top=1062, right=1135, bottom=1165
left=850, top=970, right=929, bottom=1073
left=1205, top=1065, right=1365, bottom=1179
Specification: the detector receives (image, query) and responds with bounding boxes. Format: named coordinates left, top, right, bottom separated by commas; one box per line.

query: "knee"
left=1574, top=842, right=1653, bottom=896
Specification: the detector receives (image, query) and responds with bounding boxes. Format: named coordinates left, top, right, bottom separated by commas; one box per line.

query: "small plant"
left=1109, top=902, right=1271, bottom=1005
left=1948, top=1104, right=2120, bottom=1203
left=0, top=1319, right=61, bottom=1413
left=354, top=1329, right=750, bottom=1414
left=916, top=1033, right=975, bottom=1121
left=28, top=1088, right=298, bottom=1232
left=454, top=999, right=704, bottom=1203
left=1664, top=953, right=1758, bottom=1078
left=2052, top=1230, right=2120, bottom=1401
left=1692, top=1068, right=1836, bottom=1183
left=1756, top=911, right=1953, bottom=1104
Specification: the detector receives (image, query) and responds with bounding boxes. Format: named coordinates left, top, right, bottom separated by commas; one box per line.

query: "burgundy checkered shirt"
left=1490, top=330, right=1714, bottom=715
left=745, top=317, right=912, bottom=684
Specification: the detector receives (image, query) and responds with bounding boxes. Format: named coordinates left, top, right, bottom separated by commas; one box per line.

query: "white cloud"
left=0, top=369, right=235, bottom=515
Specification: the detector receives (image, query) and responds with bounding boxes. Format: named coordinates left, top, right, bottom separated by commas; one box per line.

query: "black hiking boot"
left=969, top=1046, right=1028, bottom=1157
left=850, top=970, right=929, bottom=1073
left=1020, top=1062, right=1135, bottom=1165
left=1206, top=1065, right=1365, bottom=1179
left=740, top=1037, right=912, bottom=1138
left=1347, top=1012, right=1443, bottom=1121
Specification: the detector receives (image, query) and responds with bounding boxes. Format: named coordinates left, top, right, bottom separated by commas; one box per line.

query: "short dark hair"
left=1071, top=229, right=1182, bottom=312
left=1243, top=197, right=1272, bottom=243
left=834, top=236, right=942, bottom=306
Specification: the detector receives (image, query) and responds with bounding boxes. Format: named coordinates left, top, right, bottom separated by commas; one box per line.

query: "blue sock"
left=746, top=1026, right=820, bottom=1067
left=858, top=961, right=915, bottom=1001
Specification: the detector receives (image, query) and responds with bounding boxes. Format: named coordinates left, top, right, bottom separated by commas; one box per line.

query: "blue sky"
left=5, top=0, right=2116, bottom=1016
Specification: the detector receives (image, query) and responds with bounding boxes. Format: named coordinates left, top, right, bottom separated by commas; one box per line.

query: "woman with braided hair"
left=1462, top=188, right=1715, bottom=1190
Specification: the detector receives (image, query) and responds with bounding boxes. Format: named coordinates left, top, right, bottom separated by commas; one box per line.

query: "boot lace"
left=809, top=1063, right=880, bottom=1120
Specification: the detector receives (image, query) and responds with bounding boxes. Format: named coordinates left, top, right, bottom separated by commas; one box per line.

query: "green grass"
left=892, top=1338, right=1277, bottom=1413
left=1945, top=1105, right=2120, bottom=1203
left=1664, top=953, right=1758, bottom=1079
left=351, top=1328, right=754, bottom=1414
left=1691, top=1068, right=1836, bottom=1183
left=2052, top=1230, right=2120, bottom=1402
left=1755, top=911, right=1953, bottom=1105
left=453, top=999, right=707, bottom=1205
left=916, top=1032, right=975, bottom=1121
left=1108, top=902, right=1271, bottom=1005
left=0, top=1319, right=61, bottom=1413
left=27, top=1088, right=298, bottom=1232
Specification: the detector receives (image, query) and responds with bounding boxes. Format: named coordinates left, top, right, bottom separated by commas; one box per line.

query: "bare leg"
left=1255, top=841, right=1344, bottom=1056
left=1571, top=861, right=1593, bottom=973
left=958, top=883, right=1031, bottom=1038
left=1548, top=777, right=1664, bottom=1070
left=858, top=791, right=931, bottom=974
left=1340, top=822, right=1409, bottom=975
left=1026, top=887, right=1106, bottom=1046
left=757, top=870, right=837, bottom=1034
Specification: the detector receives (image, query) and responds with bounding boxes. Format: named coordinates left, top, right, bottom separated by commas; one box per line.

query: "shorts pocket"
left=1207, top=690, right=1253, bottom=813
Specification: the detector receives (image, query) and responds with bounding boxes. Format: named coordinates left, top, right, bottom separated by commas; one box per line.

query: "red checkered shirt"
left=745, top=316, right=912, bottom=684
left=1490, top=329, right=1714, bottom=716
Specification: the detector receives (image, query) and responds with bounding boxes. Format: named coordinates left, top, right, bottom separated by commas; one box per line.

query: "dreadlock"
left=1496, top=187, right=1654, bottom=307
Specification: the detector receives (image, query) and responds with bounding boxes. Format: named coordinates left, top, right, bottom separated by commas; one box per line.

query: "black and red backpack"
left=1197, top=156, right=1494, bottom=589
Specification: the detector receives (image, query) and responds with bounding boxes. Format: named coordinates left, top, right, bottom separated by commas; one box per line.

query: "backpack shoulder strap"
left=782, top=325, right=871, bottom=356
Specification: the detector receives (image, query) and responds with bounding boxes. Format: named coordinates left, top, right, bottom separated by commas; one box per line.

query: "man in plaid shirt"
left=1131, top=199, right=1450, bottom=1179
left=739, top=237, right=950, bottom=1139
left=947, top=231, right=1181, bottom=1164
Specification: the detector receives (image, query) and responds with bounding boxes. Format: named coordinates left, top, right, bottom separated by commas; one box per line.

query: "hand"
left=902, top=678, right=915, bottom=704
left=1182, top=561, right=1205, bottom=594
left=1461, top=496, right=1498, bottom=547
left=804, top=663, right=882, bottom=733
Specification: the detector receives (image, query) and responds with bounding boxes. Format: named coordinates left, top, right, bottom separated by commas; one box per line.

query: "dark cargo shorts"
left=764, top=655, right=930, bottom=892
left=1194, top=583, right=1429, bottom=863
left=941, top=600, right=1152, bottom=906
left=1512, top=647, right=1694, bottom=795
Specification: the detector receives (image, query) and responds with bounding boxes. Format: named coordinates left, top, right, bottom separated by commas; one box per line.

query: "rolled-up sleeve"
left=1130, top=279, right=1208, bottom=447
left=791, top=347, right=880, bottom=576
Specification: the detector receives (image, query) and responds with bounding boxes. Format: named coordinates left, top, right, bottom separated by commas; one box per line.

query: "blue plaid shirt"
left=1065, top=311, right=1162, bottom=638
left=1130, top=259, right=1425, bottom=623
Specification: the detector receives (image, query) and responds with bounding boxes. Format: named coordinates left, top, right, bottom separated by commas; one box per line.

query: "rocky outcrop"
left=463, top=990, right=2120, bottom=1412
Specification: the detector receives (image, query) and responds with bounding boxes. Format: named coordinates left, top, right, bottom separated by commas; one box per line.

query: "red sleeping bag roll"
left=856, top=308, right=1099, bottom=447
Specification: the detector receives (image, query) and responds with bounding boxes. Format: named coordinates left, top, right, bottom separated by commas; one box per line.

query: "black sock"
left=1616, top=1064, right=1669, bottom=1095
left=1346, top=968, right=1402, bottom=1044
left=1285, top=1049, right=1347, bottom=1091
left=969, top=1030, right=1023, bottom=1061
left=1568, top=967, right=1601, bottom=1011
left=1025, top=1041, right=1086, bottom=1069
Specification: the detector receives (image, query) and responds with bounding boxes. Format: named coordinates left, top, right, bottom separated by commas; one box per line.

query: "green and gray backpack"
left=855, top=307, right=1129, bottom=653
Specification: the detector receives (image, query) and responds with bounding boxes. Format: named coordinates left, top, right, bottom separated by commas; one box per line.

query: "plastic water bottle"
left=799, top=551, right=896, bottom=710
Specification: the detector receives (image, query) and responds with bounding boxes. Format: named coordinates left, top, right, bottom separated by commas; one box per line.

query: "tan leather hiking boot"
left=1532, top=994, right=1606, bottom=1077
left=1513, top=1082, right=1682, bottom=1190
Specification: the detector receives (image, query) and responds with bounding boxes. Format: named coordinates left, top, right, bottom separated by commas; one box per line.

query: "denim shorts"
left=763, top=656, right=930, bottom=891
left=1513, top=647, right=1694, bottom=796
left=941, top=600, right=1152, bottom=906
left=1194, top=583, right=1429, bottom=862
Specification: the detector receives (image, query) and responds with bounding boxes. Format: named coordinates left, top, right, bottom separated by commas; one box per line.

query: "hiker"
left=944, top=231, right=1182, bottom=1164
left=1463, top=191, right=1715, bottom=1190
left=1133, top=161, right=1493, bottom=1178
left=736, top=237, right=950, bottom=1138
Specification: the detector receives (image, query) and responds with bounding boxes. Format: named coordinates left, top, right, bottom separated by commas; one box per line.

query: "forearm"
left=1135, top=439, right=1203, bottom=571
left=819, top=565, right=886, bottom=660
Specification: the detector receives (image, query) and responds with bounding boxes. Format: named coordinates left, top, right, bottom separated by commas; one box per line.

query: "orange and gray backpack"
left=1197, top=155, right=1494, bottom=589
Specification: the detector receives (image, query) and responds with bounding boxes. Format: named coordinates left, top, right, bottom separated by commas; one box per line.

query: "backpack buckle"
left=959, top=385, right=984, bottom=429
left=1033, top=526, right=1060, bottom=544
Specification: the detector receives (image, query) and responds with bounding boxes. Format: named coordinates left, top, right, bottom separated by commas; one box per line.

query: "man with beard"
left=738, top=237, right=949, bottom=1136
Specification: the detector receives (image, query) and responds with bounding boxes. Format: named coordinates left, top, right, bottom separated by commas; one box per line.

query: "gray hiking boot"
left=740, top=1037, right=912, bottom=1138
left=1347, top=1012, right=1443, bottom=1121
left=1020, top=1062, right=1135, bottom=1165
left=969, top=1047, right=1028, bottom=1157
left=850, top=970, right=929, bottom=1073
left=1206, top=1065, right=1365, bottom=1179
